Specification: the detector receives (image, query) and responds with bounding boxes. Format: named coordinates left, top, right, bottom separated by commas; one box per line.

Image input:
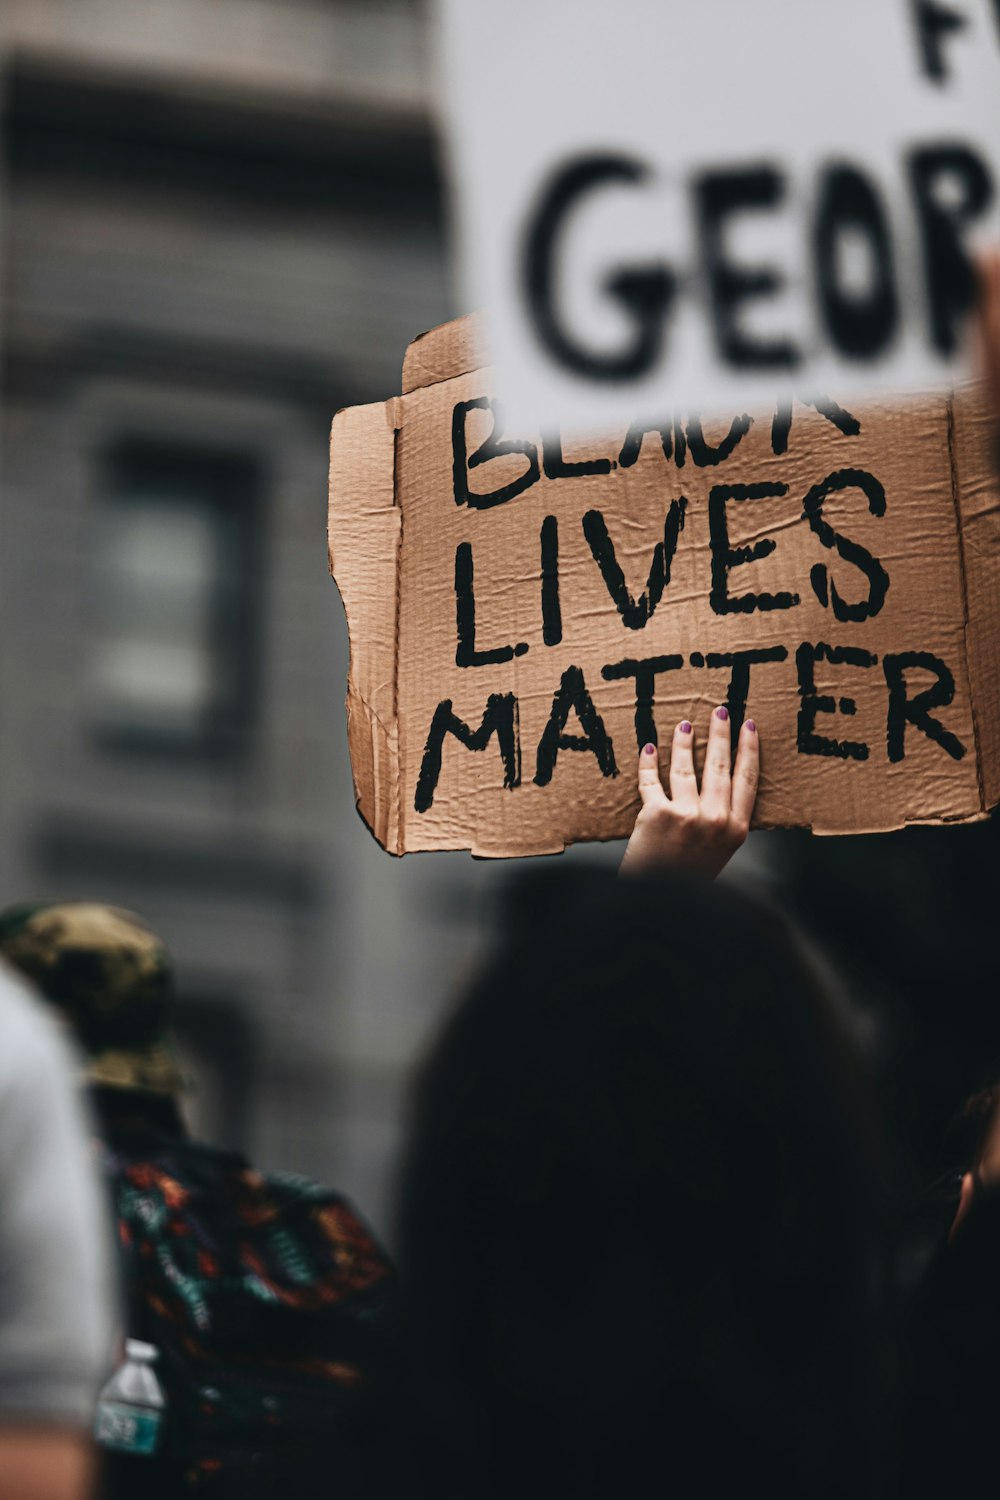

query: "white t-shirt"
left=0, top=962, right=116, bottom=1425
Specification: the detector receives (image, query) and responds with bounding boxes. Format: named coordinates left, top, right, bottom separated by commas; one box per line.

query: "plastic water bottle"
left=94, top=1339, right=166, bottom=1457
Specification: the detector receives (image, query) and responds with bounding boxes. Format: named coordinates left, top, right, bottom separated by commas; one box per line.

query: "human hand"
left=619, top=707, right=759, bottom=879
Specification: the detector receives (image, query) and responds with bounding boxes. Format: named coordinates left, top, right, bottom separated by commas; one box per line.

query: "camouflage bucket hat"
left=0, top=901, right=184, bottom=1096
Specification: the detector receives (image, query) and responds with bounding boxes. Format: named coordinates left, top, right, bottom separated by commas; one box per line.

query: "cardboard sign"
left=329, top=314, right=1000, bottom=857
left=436, top=0, right=1000, bottom=431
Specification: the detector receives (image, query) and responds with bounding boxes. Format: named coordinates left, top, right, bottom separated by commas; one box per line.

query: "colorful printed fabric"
left=101, top=1128, right=398, bottom=1494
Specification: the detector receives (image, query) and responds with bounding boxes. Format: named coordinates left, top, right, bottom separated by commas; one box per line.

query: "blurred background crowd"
left=0, top=0, right=998, bottom=1253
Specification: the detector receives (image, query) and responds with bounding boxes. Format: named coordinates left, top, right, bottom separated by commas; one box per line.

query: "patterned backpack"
left=99, top=1127, right=399, bottom=1498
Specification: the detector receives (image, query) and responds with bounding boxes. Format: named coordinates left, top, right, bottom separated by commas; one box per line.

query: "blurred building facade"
left=0, top=0, right=510, bottom=1235
left=5, top=0, right=1000, bottom=1245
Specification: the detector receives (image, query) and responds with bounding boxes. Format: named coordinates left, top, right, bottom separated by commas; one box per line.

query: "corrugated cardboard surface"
left=401, top=315, right=487, bottom=395
left=328, top=399, right=401, bottom=852
left=952, top=386, right=1000, bottom=815
left=330, top=316, right=1000, bottom=856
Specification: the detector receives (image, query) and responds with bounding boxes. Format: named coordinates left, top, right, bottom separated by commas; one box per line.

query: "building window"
left=89, top=440, right=261, bottom=756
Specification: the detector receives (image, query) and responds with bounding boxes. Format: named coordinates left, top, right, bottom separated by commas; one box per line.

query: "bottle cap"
left=124, top=1339, right=159, bottom=1363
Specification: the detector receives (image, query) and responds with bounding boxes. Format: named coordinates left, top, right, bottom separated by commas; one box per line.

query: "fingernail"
left=715, top=705, right=729, bottom=721
left=679, top=721, right=692, bottom=735
left=745, top=719, right=756, bottom=734
left=642, top=743, right=656, bottom=756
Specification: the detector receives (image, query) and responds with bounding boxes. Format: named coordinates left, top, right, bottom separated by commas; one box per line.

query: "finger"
left=637, top=741, right=668, bottom=808
left=731, top=717, right=760, bottom=829
left=699, top=706, right=732, bottom=818
left=667, top=719, right=699, bottom=810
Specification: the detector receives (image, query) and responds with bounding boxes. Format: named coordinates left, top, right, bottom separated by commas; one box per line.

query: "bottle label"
left=95, top=1401, right=162, bottom=1456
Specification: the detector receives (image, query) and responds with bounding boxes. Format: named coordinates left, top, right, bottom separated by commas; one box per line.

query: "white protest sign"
left=436, top=0, right=1000, bottom=432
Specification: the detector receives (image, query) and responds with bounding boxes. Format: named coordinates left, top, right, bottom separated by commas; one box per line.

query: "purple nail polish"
left=679, top=721, right=692, bottom=734
left=716, top=705, right=729, bottom=721
left=642, top=743, right=656, bottom=756
left=746, top=719, right=757, bottom=734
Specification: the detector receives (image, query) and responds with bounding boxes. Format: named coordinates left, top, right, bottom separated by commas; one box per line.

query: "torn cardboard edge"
left=328, top=396, right=402, bottom=853
left=331, top=317, right=497, bottom=855
left=401, top=314, right=488, bottom=395
left=330, top=315, right=1000, bottom=855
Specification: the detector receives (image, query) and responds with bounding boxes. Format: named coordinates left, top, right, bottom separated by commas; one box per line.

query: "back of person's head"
left=397, top=865, right=885, bottom=1500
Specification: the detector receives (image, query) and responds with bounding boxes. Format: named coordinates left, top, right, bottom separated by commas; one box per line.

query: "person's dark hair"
left=396, top=865, right=886, bottom=1500
left=89, top=1084, right=187, bottom=1143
